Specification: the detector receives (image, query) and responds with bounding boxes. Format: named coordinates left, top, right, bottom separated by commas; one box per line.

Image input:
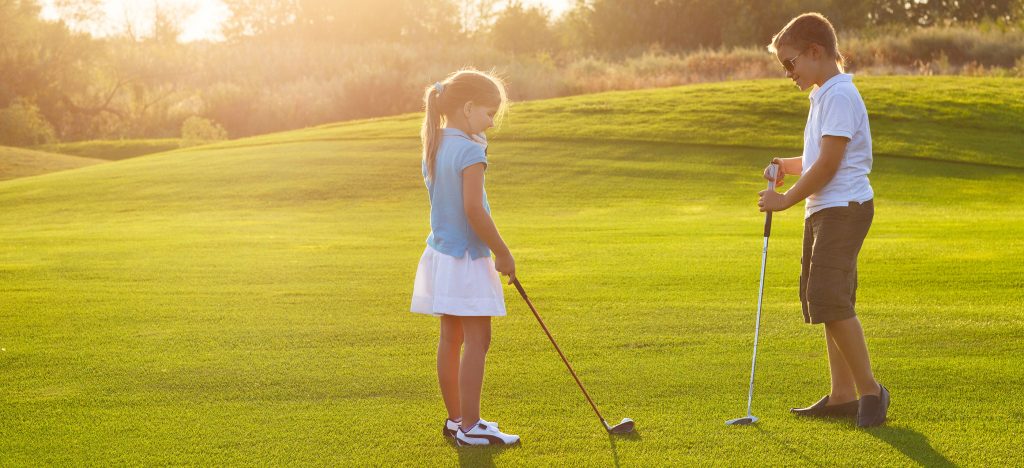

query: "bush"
left=180, top=116, right=228, bottom=147
left=845, top=25, right=1024, bottom=69
left=0, top=100, right=57, bottom=147
left=563, top=46, right=778, bottom=94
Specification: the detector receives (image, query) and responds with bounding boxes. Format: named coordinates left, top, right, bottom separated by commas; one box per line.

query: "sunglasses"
left=782, top=50, right=805, bottom=73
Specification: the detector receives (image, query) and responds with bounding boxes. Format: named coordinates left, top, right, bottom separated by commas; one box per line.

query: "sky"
left=39, top=0, right=575, bottom=43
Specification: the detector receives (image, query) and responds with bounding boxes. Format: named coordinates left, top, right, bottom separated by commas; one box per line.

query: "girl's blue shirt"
left=423, top=128, right=491, bottom=259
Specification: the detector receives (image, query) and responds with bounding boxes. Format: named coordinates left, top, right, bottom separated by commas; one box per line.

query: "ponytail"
left=420, top=70, right=508, bottom=182
left=421, top=83, right=443, bottom=181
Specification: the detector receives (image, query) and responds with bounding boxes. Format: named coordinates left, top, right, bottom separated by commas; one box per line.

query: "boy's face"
left=775, top=44, right=814, bottom=91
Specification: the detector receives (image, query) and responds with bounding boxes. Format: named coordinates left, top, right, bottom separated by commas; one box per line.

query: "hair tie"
left=433, top=82, right=444, bottom=95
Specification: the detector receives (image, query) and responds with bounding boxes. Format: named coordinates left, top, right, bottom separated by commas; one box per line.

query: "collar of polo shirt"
left=809, top=73, right=853, bottom=101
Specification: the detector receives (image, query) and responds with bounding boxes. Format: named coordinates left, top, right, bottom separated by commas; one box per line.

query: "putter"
left=726, top=162, right=779, bottom=426
left=512, top=278, right=635, bottom=434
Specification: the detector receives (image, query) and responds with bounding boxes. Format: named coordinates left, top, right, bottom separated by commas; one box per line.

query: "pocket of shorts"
left=806, top=263, right=853, bottom=307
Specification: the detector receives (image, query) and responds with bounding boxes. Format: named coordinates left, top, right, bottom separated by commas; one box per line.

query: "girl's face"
left=775, top=44, right=816, bottom=91
left=463, top=101, right=498, bottom=135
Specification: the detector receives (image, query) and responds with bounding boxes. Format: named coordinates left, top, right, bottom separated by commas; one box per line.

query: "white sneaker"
left=444, top=418, right=498, bottom=439
left=455, top=420, right=519, bottom=446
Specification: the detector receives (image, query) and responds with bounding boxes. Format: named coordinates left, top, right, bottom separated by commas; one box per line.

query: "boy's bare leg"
left=459, top=316, right=492, bottom=430
left=824, top=316, right=881, bottom=397
left=438, top=315, right=464, bottom=421
left=824, top=327, right=858, bottom=403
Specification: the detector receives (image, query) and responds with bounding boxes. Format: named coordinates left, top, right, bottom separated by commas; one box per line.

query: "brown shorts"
left=800, top=200, right=874, bottom=324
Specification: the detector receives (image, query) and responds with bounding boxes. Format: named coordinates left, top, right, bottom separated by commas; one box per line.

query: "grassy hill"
left=34, top=139, right=182, bottom=162
left=240, top=76, right=1024, bottom=169
left=0, top=146, right=106, bottom=181
left=1, top=76, right=1022, bottom=465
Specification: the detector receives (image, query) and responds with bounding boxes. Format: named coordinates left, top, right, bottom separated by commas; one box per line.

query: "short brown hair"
left=768, top=13, right=846, bottom=69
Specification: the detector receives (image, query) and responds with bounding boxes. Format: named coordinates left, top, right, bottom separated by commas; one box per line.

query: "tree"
left=148, top=2, right=192, bottom=44
left=222, top=0, right=300, bottom=40
left=0, top=0, right=114, bottom=139
left=584, top=0, right=663, bottom=51
left=490, top=2, right=555, bottom=55
left=717, top=0, right=871, bottom=48
left=0, top=99, right=57, bottom=146
left=867, top=0, right=1023, bottom=26
left=552, top=1, right=594, bottom=52
left=180, top=116, right=228, bottom=146
left=222, top=0, right=462, bottom=43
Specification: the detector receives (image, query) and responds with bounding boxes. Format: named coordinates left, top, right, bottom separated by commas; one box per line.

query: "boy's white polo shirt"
left=802, top=73, right=874, bottom=219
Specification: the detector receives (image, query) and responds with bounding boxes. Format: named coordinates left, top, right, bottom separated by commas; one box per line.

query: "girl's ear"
left=463, top=101, right=473, bottom=118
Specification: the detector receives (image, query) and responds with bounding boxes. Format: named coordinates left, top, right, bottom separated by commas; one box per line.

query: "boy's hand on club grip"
left=764, top=159, right=785, bottom=188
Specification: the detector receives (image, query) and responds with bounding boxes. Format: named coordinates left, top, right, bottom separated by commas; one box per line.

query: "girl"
left=410, top=69, right=520, bottom=446
left=758, top=13, right=889, bottom=427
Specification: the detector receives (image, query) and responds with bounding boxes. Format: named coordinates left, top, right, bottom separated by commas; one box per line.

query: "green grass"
left=1, top=76, right=1023, bottom=465
left=0, top=145, right=106, bottom=181
left=254, top=76, right=1023, bottom=169
left=35, top=138, right=183, bottom=161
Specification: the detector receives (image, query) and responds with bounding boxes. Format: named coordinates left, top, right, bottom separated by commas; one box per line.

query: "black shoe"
left=857, top=384, right=890, bottom=428
left=790, top=395, right=859, bottom=418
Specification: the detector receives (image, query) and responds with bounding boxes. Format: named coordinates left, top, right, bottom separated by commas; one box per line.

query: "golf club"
left=512, top=278, right=635, bottom=434
left=726, top=161, right=779, bottom=426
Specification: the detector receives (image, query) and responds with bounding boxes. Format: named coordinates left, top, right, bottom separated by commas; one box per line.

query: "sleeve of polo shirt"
left=820, top=93, right=857, bottom=140
left=458, top=144, right=488, bottom=172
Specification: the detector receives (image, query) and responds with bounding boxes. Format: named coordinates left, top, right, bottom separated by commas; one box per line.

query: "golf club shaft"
left=745, top=168, right=778, bottom=417
left=512, top=278, right=609, bottom=429
left=746, top=235, right=769, bottom=417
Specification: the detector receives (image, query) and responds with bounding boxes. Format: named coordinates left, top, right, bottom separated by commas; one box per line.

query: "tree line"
left=2, top=0, right=1021, bottom=146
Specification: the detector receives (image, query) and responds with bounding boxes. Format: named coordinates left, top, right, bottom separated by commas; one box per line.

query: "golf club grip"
left=764, top=163, right=778, bottom=238
left=512, top=279, right=608, bottom=426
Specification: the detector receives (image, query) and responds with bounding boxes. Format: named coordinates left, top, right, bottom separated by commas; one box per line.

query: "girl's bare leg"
left=438, top=315, right=464, bottom=421
left=458, top=316, right=492, bottom=430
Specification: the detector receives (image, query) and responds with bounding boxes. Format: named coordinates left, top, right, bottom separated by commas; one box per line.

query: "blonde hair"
left=767, top=12, right=846, bottom=70
left=421, top=69, right=508, bottom=181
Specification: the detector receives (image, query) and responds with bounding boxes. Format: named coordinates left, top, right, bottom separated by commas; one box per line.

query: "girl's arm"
left=463, top=163, right=515, bottom=282
left=760, top=136, right=847, bottom=211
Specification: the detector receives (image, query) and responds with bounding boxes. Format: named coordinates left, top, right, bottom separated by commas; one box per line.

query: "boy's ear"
left=810, top=43, right=825, bottom=60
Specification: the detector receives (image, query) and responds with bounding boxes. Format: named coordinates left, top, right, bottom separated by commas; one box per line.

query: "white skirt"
left=411, top=245, right=506, bottom=317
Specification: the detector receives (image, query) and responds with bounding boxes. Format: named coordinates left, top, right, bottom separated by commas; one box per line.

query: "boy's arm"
left=765, top=156, right=803, bottom=188
left=772, top=156, right=803, bottom=175
left=760, top=136, right=847, bottom=211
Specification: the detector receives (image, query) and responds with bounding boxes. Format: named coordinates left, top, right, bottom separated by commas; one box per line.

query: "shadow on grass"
left=449, top=428, right=641, bottom=467
left=455, top=442, right=517, bottom=467
left=815, top=417, right=955, bottom=466
left=866, top=425, right=956, bottom=467
left=608, top=430, right=643, bottom=468
left=756, top=418, right=955, bottom=467
left=754, top=426, right=828, bottom=467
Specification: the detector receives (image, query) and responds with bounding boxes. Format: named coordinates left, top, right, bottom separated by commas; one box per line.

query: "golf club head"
left=606, top=418, right=635, bottom=434
left=725, top=415, right=759, bottom=426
